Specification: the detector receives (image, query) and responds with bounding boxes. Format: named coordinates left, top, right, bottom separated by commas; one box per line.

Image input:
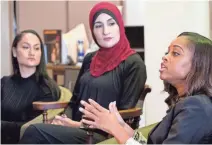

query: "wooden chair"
left=20, top=86, right=72, bottom=139
left=120, top=84, right=151, bottom=129
left=32, top=101, right=70, bottom=123
left=32, top=85, right=152, bottom=144
left=84, top=84, right=152, bottom=144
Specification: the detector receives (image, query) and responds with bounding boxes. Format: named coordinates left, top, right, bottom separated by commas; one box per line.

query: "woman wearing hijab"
left=19, top=2, right=146, bottom=144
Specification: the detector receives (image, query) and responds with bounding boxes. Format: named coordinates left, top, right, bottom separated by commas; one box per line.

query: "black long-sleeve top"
left=1, top=73, right=60, bottom=143
left=71, top=52, right=147, bottom=121
left=1, top=73, right=59, bottom=124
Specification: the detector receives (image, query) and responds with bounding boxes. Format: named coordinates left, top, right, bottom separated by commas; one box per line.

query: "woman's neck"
left=19, top=65, right=36, bottom=78
left=174, top=83, right=186, bottom=97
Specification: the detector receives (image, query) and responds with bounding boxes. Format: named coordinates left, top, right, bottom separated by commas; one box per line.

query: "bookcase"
left=125, top=26, right=145, bottom=62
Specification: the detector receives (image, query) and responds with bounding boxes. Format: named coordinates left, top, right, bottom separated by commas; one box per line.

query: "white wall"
left=1, top=1, right=12, bottom=77
left=124, top=0, right=210, bottom=125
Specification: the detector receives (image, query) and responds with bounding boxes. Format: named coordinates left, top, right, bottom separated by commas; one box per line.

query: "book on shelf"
left=43, top=29, right=62, bottom=64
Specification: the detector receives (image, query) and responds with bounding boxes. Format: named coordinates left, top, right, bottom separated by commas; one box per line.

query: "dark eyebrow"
left=173, top=45, right=184, bottom=52
left=94, top=21, right=102, bottom=25
left=22, top=42, right=30, bottom=45
left=22, top=42, right=40, bottom=47
left=107, top=18, right=114, bottom=22
left=34, top=44, right=40, bottom=47
left=94, top=18, right=114, bottom=25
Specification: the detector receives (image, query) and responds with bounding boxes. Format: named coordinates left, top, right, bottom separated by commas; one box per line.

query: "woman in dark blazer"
left=79, top=32, right=212, bottom=144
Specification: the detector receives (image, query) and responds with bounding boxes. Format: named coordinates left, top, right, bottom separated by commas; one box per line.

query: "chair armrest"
left=119, top=108, right=142, bottom=119
left=142, top=85, right=151, bottom=96
left=33, top=101, right=69, bottom=110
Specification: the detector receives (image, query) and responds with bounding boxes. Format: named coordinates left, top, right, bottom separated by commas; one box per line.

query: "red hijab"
left=89, top=2, right=136, bottom=77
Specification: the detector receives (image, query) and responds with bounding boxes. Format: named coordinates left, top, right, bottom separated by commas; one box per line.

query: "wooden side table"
left=46, top=64, right=81, bottom=91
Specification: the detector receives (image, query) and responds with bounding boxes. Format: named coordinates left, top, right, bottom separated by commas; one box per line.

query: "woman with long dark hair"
left=1, top=30, right=60, bottom=143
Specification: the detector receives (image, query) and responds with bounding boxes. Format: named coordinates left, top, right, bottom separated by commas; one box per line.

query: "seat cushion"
left=97, top=123, right=158, bottom=144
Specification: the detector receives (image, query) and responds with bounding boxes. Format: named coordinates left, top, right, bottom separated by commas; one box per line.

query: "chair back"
left=121, top=84, right=152, bottom=129
left=136, top=84, right=152, bottom=109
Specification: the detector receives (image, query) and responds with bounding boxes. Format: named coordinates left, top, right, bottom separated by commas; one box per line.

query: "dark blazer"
left=148, top=94, right=212, bottom=144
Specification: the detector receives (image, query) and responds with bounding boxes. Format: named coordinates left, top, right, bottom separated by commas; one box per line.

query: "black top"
left=71, top=52, right=147, bottom=121
left=1, top=74, right=59, bottom=124
left=148, top=95, right=212, bottom=144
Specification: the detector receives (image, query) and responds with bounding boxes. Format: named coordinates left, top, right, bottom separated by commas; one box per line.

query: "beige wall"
left=1, top=1, right=13, bottom=77
left=16, top=1, right=123, bottom=42
left=17, top=1, right=68, bottom=41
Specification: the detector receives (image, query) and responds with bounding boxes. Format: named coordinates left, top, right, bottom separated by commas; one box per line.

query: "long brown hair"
left=165, top=32, right=212, bottom=106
